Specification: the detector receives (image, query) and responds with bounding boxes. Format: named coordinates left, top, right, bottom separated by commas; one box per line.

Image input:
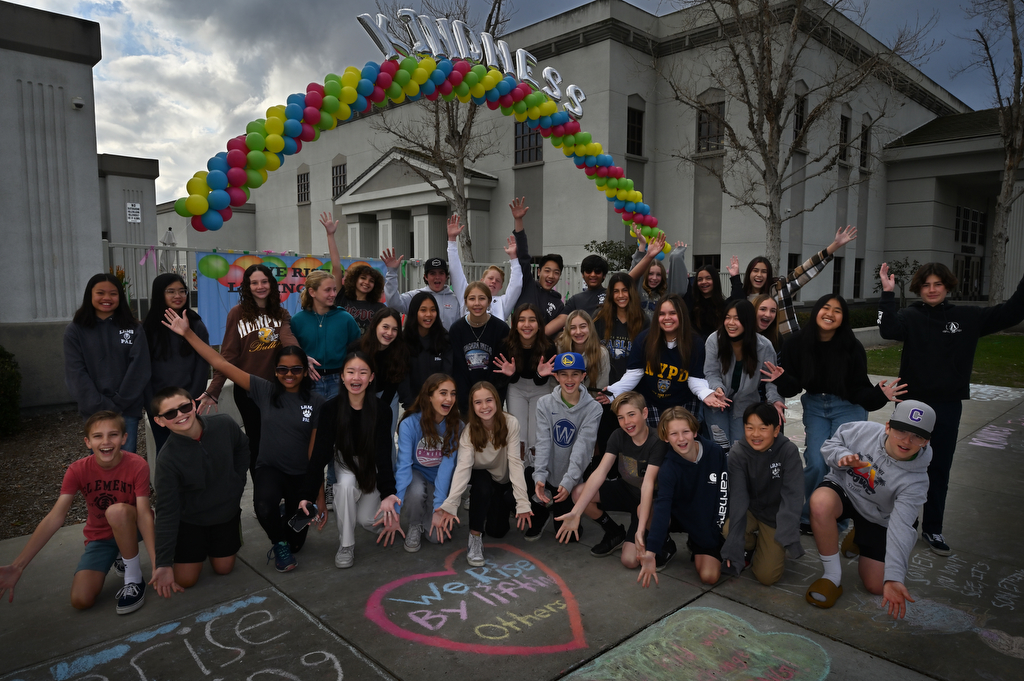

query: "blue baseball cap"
left=554, top=352, right=586, bottom=372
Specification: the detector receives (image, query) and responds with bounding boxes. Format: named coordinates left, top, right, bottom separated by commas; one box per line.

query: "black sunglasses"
left=158, top=401, right=194, bottom=420
left=276, top=365, right=305, bottom=376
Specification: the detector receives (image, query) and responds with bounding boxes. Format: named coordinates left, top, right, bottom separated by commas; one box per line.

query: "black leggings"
left=233, top=383, right=262, bottom=481
left=253, top=465, right=309, bottom=551
left=468, top=468, right=513, bottom=537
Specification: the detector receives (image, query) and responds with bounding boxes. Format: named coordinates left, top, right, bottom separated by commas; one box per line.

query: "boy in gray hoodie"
left=527, top=352, right=603, bottom=541
left=721, top=403, right=804, bottom=585
left=806, top=400, right=934, bottom=620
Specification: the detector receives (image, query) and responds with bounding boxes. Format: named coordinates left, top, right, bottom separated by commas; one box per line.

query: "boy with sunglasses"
left=0, top=411, right=155, bottom=614
left=149, top=387, right=249, bottom=599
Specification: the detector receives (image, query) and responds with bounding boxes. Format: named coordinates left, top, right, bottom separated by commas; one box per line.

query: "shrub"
left=0, top=345, right=21, bottom=436
left=584, top=239, right=633, bottom=272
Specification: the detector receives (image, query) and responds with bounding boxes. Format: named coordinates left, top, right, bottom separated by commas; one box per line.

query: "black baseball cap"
left=424, top=257, right=449, bottom=274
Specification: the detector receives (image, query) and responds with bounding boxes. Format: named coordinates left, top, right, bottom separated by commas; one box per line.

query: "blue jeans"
left=314, top=375, right=340, bottom=486
left=124, top=416, right=140, bottom=454
left=800, top=393, right=866, bottom=524
left=704, top=405, right=744, bottom=451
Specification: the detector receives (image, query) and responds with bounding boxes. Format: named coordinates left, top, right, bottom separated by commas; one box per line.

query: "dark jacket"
left=399, top=343, right=454, bottom=409
left=512, top=229, right=564, bottom=324
left=145, top=321, right=210, bottom=414
left=64, top=318, right=152, bottom=418
left=877, top=277, right=1024, bottom=402
left=304, top=396, right=396, bottom=500
left=775, top=331, right=888, bottom=411
left=154, top=414, right=249, bottom=567
left=720, top=434, right=804, bottom=574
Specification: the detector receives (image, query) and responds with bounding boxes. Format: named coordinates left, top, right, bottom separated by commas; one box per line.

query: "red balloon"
left=226, top=138, right=248, bottom=154
left=218, top=207, right=233, bottom=221
left=227, top=186, right=247, bottom=206
left=623, top=212, right=635, bottom=221
left=539, top=126, right=551, bottom=136
left=299, top=122, right=315, bottom=142
left=306, top=82, right=325, bottom=96
left=370, top=85, right=386, bottom=103
left=303, top=107, right=321, bottom=125
left=486, top=99, right=501, bottom=110
left=439, top=80, right=453, bottom=95
left=226, top=167, right=248, bottom=187
left=191, top=215, right=207, bottom=232
left=218, top=264, right=245, bottom=288
left=519, top=83, right=532, bottom=95
left=305, top=91, right=323, bottom=109
left=552, top=124, right=565, bottom=136
left=426, top=91, right=439, bottom=101
left=649, top=217, right=658, bottom=228
left=584, top=166, right=598, bottom=176
left=448, top=70, right=463, bottom=86
left=575, top=161, right=586, bottom=169
left=596, top=166, right=608, bottom=177
left=226, top=149, right=248, bottom=168
left=499, top=94, right=513, bottom=107
left=453, top=60, right=471, bottom=74
left=614, top=206, right=624, bottom=213
left=510, top=87, right=524, bottom=103
left=294, top=139, right=303, bottom=153
left=380, top=60, right=399, bottom=76
left=376, top=72, right=393, bottom=89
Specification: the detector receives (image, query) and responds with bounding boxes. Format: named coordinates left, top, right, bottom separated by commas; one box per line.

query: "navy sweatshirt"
left=64, top=317, right=151, bottom=418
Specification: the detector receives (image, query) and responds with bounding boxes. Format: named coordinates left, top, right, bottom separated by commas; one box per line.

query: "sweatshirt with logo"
left=207, top=306, right=298, bottom=400
left=395, top=415, right=460, bottom=512
left=532, top=386, right=602, bottom=492
left=64, top=317, right=152, bottom=418
left=384, top=241, right=468, bottom=330
left=822, top=421, right=932, bottom=584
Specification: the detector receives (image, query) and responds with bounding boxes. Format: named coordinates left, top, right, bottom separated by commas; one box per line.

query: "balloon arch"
left=173, top=55, right=671, bottom=259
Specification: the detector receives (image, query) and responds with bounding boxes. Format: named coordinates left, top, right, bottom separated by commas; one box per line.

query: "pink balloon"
left=453, top=60, right=471, bottom=74
left=439, top=80, right=453, bottom=95
left=510, top=87, right=524, bottom=103
left=218, top=207, right=233, bottom=221
left=299, top=122, right=315, bottom=142
left=305, top=91, right=323, bottom=109
left=226, top=167, right=247, bottom=187
left=226, top=149, right=248, bottom=168
left=303, top=107, right=321, bottom=125
left=227, top=186, right=247, bottom=206
left=293, top=139, right=303, bottom=153
left=499, top=94, right=514, bottom=107
left=376, top=72, right=393, bottom=89
left=426, top=91, right=439, bottom=101
left=218, top=265, right=245, bottom=288
left=226, top=138, right=248, bottom=154
left=306, top=82, right=324, bottom=96
left=622, top=212, right=635, bottom=221
left=486, top=99, right=501, bottom=110
left=370, top=85, right=386, bottom=103
left=448, top=70, right=463, bottom=86
left=191, top=215, right=207, bottom=232
left=649, top=216, right=658, bottom=228
left=584, top=166, right=598, bottom=176
left=597, top=167, right=608, bottom=177
left=519, top=82, right=533, bottom=95
left=552, top=124, right=565, bottom=136
left=380, top=60, right=399, bottom=76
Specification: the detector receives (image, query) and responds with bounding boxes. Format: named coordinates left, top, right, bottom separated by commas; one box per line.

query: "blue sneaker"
left=267, top=542, right=297, bottom=572
left=115, top=581, right=145, bottom=615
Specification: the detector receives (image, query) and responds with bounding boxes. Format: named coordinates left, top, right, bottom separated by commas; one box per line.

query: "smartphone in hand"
left=288, top=503, right=318, bottom=532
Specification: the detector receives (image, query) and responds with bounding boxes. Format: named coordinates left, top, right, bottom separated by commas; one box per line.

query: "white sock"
left=122, top=554, right=143, bottom=585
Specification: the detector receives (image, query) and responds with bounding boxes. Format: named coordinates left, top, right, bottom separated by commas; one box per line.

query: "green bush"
left=0, top=345, right=21, bottom=436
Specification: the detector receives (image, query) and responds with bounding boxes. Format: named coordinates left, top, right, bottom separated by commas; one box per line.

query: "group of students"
left=3, top=197, right=1024, bottom=625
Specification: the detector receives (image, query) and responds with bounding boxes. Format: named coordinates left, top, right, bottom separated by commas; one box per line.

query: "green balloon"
left=595, top=177, right=607, bottom=187
left=246, top=168, right=264, bottom=188
left=245, top=121, right=266, bottom=136
left=624, top=178, right=634, bottom=191
left=312, top=127, right=321, bottom=141
left=245, top=132, right=266, bottom=152
left=471, top=64, right=486, bottom=77
left=576, top=131, right=592, bottom=145
left=513, top=100, right=527, bottom=113
left=322, top=95, right=340, bottom=113
left=455, top=82, right=470, bottom=97
left=246, top=150, right=267, bottom=169
left=563, top=134, right=575, bottom=146
left=262, top=255, right=287, bottom=273
left=500, top=105, right=514, bottom=116
left=442, top=91, right=456, bottom=101
left=551, top=135, right=562, bottom=146
left=241, top=185, right=251, bottom=200
left=386, top=82, right=402, bottom=99
left=325, top=73, right=341, bottom=84
left=401, top=57, right=418, bottom=72
left=173, top=197, right=190, bottom=217
left=324, top=80, right=341, bottom=97
left=394, top=70, right=411, bottom=86
left=198, top=254, right=230, bottom=279
left=463, top=72, right=479, bottom=88
left=606, top=178, right=619, bottom=189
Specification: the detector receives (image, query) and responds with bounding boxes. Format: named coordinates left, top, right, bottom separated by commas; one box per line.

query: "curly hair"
left=343, top=264, right=384, bottom=303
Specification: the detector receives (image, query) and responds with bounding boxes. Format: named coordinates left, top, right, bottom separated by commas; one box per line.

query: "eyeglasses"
left=891, top=428, right=928, bottom=445
left=275, top=365, right=305, bottom=376
left=164, top=288, right=188, bottom=296
left=158, top=401, right=194, bottom=420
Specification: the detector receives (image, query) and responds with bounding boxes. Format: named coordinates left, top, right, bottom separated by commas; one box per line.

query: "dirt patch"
left=0, top=411, right=148, bottom=541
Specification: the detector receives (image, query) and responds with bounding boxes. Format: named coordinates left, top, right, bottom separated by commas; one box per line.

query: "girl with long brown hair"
left=449, top=281, right=510, bottom=414
left=556, top=310, right=610, bottom=395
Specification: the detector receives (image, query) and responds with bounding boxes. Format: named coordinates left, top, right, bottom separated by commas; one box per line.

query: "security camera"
left=72, top=97, right=84, bottom=110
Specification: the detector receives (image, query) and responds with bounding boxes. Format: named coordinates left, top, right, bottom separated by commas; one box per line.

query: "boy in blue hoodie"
left=527, top=352, right=603, bottom=541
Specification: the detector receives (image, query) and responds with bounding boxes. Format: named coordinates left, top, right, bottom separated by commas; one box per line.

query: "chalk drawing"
left=364, top=543, right=586, bottom=655
left=563, top=607, right=829, bottom=681
left=969, top=385, right=1024, bottom=402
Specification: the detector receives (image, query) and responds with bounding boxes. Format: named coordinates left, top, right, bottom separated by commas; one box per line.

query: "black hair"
left=150, top=386, right=193, bottom=416
left=271, top=346, right=314, bottom=407
left=743, top=257, right=775, bottom=297
left=72, top=273, right=136, bottom=329
left=581, top=254, right=609, bottom=275
left=538, top=254, right=564, bottom=271
left=239, top=264, right=285, bottom=324
left=743, top=402, right=780, bottom=429
left=144, top=273, right=201, bottom=361
left=336, top=352, right=379, bottom=493
left=403, top=291, right=450, bottom=356
left=796, top=294, right=856, bottom=396
left=359, top=307, right=409, bottom=385
left=716, top=299, right=759, bottom=377
left=690, top=265, right=727, bottom=336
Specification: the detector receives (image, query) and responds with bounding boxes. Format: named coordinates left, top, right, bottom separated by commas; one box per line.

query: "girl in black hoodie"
left=399, top=292, right=453, bottom=410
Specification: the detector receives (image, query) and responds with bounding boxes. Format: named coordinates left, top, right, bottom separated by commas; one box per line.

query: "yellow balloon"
left=629, top=230, right=637, bottom=238
left=487, top=69, right=502, bottom=82
left=258, top=168, right=268, bottom=182
left=337, top=103, right=351, bottom=120
left=264, top=117, right=284, bottom=135
left=586, top=143, right=598, bottom=155
left=265, top=133, right=285, bottom=153
left=341, top=72, right=360, bottom=88
left=266, top=106, right=286, bottom=120
left=481, top=76, right=495, bottom=91
left=542, top=101, right=558, bottom=116
left=412, top=68, right=430, bottom=85
left=393, top=91, right=406, bottom=104
left=185, top=194, right=208, bottom=215
left=340, top=86, right=358, bottom=105
left=528, top=107, right=541, bottom=120
left=616, top=189, right=628, bottom=200
left=574, top=143, right=587, bottom=155
left=605, top=188, right=617, bottom=198
left=663, top=243, right=671, bottom=254
left=193, top=170, right=208, bottom=179
left=469, top=83, right=485, bottom=98
left=403, top=81, right=420, bottom=97
left=515, top=111, right=529, bottom=122
left=186, top=177, right=209, bottom=195
left=264, top=150, right=281, bottom=171
left=562, top=145, right=575, bottom=156
left=592, top=142, right=603, bottom=154
left=458, top=93, right=472, bottom=104
left=635, top=191, right=643, bottom=202
left=419, top=57, right=437, bottom=72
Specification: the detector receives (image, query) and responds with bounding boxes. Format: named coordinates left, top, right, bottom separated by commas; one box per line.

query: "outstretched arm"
left=447, top=215, right=470, bottom=302
left=628, top=233, right=666, bottom=283
left=0, top=494, right=74, bottom=603
left=163, top=310, right=251, bottom=391
left=320, top=212, right=343, bottom=281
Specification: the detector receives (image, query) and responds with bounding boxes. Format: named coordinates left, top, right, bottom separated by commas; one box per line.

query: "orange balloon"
left=291, top=257, right=323, bottom=274
left=232, top=255, right=264, bottom=271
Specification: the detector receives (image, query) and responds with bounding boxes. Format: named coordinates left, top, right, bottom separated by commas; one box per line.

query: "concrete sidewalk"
left=2, top=386, right=1022, bottom=681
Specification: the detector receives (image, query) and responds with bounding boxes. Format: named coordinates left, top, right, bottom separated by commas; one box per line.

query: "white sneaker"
left=467, top=534, right=485, bottom=567
left=404, top=524, right=423, bottom=553
left=334, top=545, right=354, bottom=569
left=325, top=485, right=334, bottom=511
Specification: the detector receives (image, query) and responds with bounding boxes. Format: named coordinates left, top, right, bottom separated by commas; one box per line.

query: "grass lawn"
left=865, top=333, right=1024, bottom=388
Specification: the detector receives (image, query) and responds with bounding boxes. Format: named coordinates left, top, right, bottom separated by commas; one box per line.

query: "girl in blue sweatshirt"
left=387, top=374, right=462, bottom=552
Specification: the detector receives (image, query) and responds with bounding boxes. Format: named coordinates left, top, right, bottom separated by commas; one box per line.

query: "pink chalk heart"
left=365, top=543, right=586, bottom=655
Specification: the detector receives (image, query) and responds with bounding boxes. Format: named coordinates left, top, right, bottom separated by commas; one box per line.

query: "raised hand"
left=879, top=262, right=895, bottom=292
left=673, top=241, right=687, bottom=250
left=447, top=214, right=465, bottom=241
left=727, top=255, right=740, bottom=277
left=162, top=309, right=190, bottom=336
left=879, top=378, right=907, bottom=402
left=833, top=224, right=858, bottom=248
left=761, top=361, right=785, bottom=383
left=381, top=247, right=405, bottom=270
left=504, top=234, right=518, bottom=259
left=537, top=355, right=556, bottom=378
left=492, top=353, right=517, bottom=377
left=509, top=197, right=529, bottom=220
left=647, top=232, right=666, bottom=258
left=319, top=211, right=339, bottom=235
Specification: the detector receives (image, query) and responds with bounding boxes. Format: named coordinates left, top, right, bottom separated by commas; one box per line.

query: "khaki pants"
left=723, top=511, right=786, bottom=586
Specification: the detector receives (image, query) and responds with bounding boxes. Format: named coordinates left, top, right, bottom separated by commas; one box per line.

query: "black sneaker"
left=115, top=581, right=145, bottom=615
left=923, top=532, right=952, bottom=556
left=656, top=538, right=677, bottom=572
left=268, top=541, right=297, bottom=572
left=112, top=554, right=125, bottom=577
left=591, top=523, right=626, bottom=557
left=744, top=548, right=755, bottom=569
left=525, top=516, right=547, bottom=541
left=799, top=522, right=813, bottom=536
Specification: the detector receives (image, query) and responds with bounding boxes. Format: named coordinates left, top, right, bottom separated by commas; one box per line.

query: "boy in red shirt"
left=0, top=411, right=155, bottom=614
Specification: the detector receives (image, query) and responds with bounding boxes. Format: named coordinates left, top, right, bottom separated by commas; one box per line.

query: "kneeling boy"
left=0, top=411, right=155, bottom=614
left=721, top=403, right=804, bottom=585
left=528, top=352, right=602, bottom=540
left=555, top=392, right=667, bottom=569
left=806, top=400, right=934, bottom=619
left=151, top=387, right=249, bottom=598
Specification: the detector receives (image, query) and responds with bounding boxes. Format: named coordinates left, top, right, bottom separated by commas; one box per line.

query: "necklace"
left=469, top=316, right=490, bottom=342
left=315, top=312, right=326, bottom=328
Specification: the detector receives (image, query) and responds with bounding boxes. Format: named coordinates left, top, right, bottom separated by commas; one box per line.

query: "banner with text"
left=197, top=252, right=385, bottom=345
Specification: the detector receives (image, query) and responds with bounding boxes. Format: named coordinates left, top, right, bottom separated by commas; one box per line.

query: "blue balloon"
left=485, top=88, right=500, bottom=102
left=285, top=103, right=303, bottom=120
left=201, top=209, right=224, bottom=230
left=606, top=194, right=616, bottom=202
left=283, top=118, right=302, bottom=137
left=614, top=199, right=625, bottom=209
left=354, top=94, right=368, bottom=111
left=526, top=117, right=540, bottom=129
left=215, top=150, right=228, bottom=159
left=361, top=64, right=379, bottom=81
left=282, top=137, right=298, bottom=155
left=472, top=95, right=486, bottom=105
left=276, top=152, right=284, bottom=164
left=207, top=156, right=229, bottom=174
left=420, top=79, right=436, bottom=95
left=585, top=155, right=597, bottom=167
left=430, top=69, right=446, bottom=85
left=539, top=115, right=552, bottom=128
left=496, top=80, right=511, bottom=96
left=625, top=201, right=636, bottom=213
left=437, top=59, right=453, bottom=76
left=356, top=78, right=374, bottom=97
left=206, top=170, right=228, bottom=190
left=286, top=93, right=305, bottom=107
left=207, top=189, right=230, bottom=210
left=408, top=93, right=421, bottom=102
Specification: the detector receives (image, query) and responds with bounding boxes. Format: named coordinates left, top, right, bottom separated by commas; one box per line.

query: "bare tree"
left=662, top=0, right=937, bottom=269
left=370, top=0, right=513, bottom=263
left=960, top=0, right=1024, bottom=304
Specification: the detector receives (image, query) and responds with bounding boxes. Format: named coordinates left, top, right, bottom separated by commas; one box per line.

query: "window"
left=832, top=256, right=844, bottom=296
left=297, top=172, right=310, bottom=204
left=955, top=206, right=987, bottom=245
left=515, top=121, right=542, bottom=165
left=859, top=124, right=870, bottom=170
left=693, top=254, right=721, bottom=272
left=697, top=102, right=726, bottom=152
left=793, top=96, right=807, bottom=142
left=853, top=258, right=864, bottom=298
left=332, top=163, right=347, bottom=199
left=839, top=115, right=851, bottom=163
left=627, top=107, right=644, bottom=156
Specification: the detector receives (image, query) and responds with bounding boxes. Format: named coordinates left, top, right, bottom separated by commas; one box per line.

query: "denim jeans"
left=800, top=393, right=866, bottom=524
left=703, top=405, right=744, bottom=451
left=123, top=416, right=140, bottom=454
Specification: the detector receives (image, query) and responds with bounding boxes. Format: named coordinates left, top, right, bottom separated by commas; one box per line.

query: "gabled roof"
left=887, top=109, right=1002, bottom=148
left=339, top=147, right=497, bottom=200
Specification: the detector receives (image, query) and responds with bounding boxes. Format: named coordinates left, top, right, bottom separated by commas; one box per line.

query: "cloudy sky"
left=14, top=0, right=1006, bottom=202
